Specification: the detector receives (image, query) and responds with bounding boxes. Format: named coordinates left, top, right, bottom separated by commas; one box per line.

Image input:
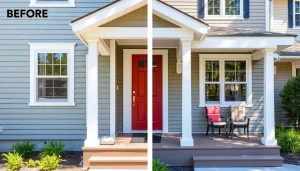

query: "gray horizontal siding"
left=168, top=51, right=264, bottom=133
left=274, top=62, right=292, bottom=126
left=161, top=0, right=266, bottom=30
left=0, top=0, right=113, bottom=141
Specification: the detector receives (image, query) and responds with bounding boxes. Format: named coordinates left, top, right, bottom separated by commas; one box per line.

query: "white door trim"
left=123, top=49, right=168, bottom=133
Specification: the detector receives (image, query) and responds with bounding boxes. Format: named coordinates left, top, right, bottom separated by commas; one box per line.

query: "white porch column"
left=261, top=49, right=277, bottom=146
left=85, top=39, right=100, bottom=147
left=110, top=40, right=116, bottom=137
left=180, top=39, right=194, bottom=147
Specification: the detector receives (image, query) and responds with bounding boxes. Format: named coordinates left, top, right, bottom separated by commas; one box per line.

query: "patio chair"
left=229, top=105, right=250, bottom=139
left=205, top=106, right=229, bottom=140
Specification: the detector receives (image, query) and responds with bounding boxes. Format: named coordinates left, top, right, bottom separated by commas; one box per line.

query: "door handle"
left=133, top=96, right=135, bottom=106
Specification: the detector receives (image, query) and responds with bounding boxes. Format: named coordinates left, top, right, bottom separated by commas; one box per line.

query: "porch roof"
left=208, top=26, right=297, bottom=37
left=278, top=42, right=300, bottom=57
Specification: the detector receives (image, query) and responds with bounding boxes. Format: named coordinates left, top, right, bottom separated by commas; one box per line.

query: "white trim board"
left=123, top=49, right=169, bottom=133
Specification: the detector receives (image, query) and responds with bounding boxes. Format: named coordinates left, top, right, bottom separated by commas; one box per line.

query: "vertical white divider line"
left=147, top=0, right=153, bottom=170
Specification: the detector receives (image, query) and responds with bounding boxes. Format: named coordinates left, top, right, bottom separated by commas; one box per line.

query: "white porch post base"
left=180, top=137, right=194, bottom=147
left=180, top=39, right=194, bottom=147
left=84, top=139, right=100, bottom=147
left=261, top=49, right=277, bottom=146
left=261, top=137, right=277, bottom=146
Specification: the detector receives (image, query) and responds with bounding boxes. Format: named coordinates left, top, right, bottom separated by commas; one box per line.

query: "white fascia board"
left=71, top=0, right=146, bottom=33
left=192, top=37, right=295, bottom=49
left=153, top=0, right=208, bottom=34
left=87, top=27, right=193, bottom=39
left=278, top=56, right=300, bottom=59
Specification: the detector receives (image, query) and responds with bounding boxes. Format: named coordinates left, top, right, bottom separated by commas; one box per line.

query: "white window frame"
left=29, top=0, right=75, bottom=8
left=199, top=54, right=252, bottom=107
left=292, top=63, right=300, bottom=76
left=204, top=0, right=244, bottom=20
left=294, top=0, right=300, bottom=28
left=29, top=43, right=76, bottom=107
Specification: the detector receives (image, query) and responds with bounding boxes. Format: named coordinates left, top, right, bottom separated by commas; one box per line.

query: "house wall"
left=161, top=0, right=266, bottom=30
left=168, top=49, right=264, bottom=133
left=274, top=62, right=293, bottom=126
left=0, top=0, right=112, bottom=151
left=273, top=0, right=300, bottom=36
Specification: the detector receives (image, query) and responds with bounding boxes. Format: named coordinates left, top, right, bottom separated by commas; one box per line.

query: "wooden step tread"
left=89, top=156, right=148, bottom=163
left=193, top=155, right=283, bottom=161
left=83, top=146, right=147, bottom=151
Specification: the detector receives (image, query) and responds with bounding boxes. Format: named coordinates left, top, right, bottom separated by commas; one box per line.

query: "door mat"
left=130, top=133, right=162, bottom=143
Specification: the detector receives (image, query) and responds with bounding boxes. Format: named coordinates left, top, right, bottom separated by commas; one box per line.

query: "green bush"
left=38, top=155, right=61, bottom=171
left=279, top=76, right=300, bottom=129
left=276, top=126, right=300, bottom=154
left=11, top=141, right=35, bottom=158
left=2, top=151, right=23, bottom=171
left=153, top=159, right=168, bottom=171
left=40, top=141, right=65, bottom=157
left=25, top=159, right=38, bottom=168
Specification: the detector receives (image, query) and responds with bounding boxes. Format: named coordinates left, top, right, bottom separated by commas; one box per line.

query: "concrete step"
left=193, top=155, right=284, bottom=168
left=88, top=156, right=148, bottom=169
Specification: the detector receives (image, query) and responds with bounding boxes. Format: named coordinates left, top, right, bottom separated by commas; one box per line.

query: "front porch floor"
left=153, top=133, right=283, bottom=167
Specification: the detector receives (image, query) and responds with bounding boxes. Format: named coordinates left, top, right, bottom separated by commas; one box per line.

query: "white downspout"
left=266, top=0, right=270, bottom=31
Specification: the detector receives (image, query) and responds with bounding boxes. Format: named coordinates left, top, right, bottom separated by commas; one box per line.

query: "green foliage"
left=2, top=152, right=23, bottom=171
left=11, top=141, right=35, bottom=158
left=40, top=141, right=65, bottom=157
left=279, top=76, right=300, bottom=129
left=25, top=159, right=38, bottom=168
left=153, top=159, right=168, bottom=171
left=38, top=155, right=61, bottom=171
left=276, top=126, right=300, bottom=154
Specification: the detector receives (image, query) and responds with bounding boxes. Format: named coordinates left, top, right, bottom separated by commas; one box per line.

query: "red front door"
left=132, top=54, right=163, bottom=130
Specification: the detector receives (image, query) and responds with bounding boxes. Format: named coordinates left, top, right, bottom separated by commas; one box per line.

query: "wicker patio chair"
left=229, top=105, right=250, bottom=139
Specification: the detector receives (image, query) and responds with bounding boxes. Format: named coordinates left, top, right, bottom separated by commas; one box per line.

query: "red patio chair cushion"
left=205, top=106, right=221, bottom=123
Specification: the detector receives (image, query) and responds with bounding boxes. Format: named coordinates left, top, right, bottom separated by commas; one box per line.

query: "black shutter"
left=243, top=0, right=250, bottom=18
left=198, top=0, right=204, bottom=18
left=288, top=0, right=294, bottom=28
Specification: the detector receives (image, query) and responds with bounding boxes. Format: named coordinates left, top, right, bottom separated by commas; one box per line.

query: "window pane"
left=225, top=60, right=246, bottom=82
left=296, top=14, right=300, bottom=26
left=46, top=65, right=53, bottom=75
left=296, top=68, right=300, bottom=76
left=225, top=84, right=246, bottom=101
left=208, top=0, right=220, bottom=15
left=38, top=78, right=67, bottom=99
left=53, top=53, right=61, bottom=64
left=53, top=65, right=60, bottom=75
left=61, top=65, right=67, bottom=75
left=61, top=53, right=67, bottom=64
left=38, top=53, right=46, bottom=64
left=38, top=65, right=45, bottom=75
left=225, top=0, right=240, bottom=15
left=205, top=60, right=219, bottom=82
left=205, top=84, right=220, bottom=102
left=46, top=53, right=53, bottom=64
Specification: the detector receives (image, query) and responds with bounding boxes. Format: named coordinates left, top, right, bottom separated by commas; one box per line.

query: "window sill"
left=29, top=102, right=75, bottom=107
left=291, top=27, right=300, bottom=30
left=199, top=103, right=253, bottom=108
left=29, top=3, right=76, bottom=8
left=204, top=17, right=244, bottom=21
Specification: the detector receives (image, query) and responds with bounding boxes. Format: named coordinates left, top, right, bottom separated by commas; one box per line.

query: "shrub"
left=40, top=141, right=65, bottom=157
left=279, top=76, right=300, bottom=130
left=25, top=159, right=38, bottom=168
left=2, top=151, right=23, bottom=171
left=153, top=159, right=168, bottom=171
left=276, top=127, right=300, bottom=154
left=38, top=155, right=61, bottom=171
left=11, top=141, right=35, bottom=158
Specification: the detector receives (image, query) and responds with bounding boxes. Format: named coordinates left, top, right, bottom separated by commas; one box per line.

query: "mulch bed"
left=0, top=151, right=86, bottom=171
left=281, top=152, right=300, bottom=166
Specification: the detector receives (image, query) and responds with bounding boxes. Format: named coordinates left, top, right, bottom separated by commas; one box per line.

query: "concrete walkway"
left=194, top=164, right=300, bottom=171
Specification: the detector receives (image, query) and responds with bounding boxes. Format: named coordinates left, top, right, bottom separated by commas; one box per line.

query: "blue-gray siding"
left=0, top=0, right=113, bottom=141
